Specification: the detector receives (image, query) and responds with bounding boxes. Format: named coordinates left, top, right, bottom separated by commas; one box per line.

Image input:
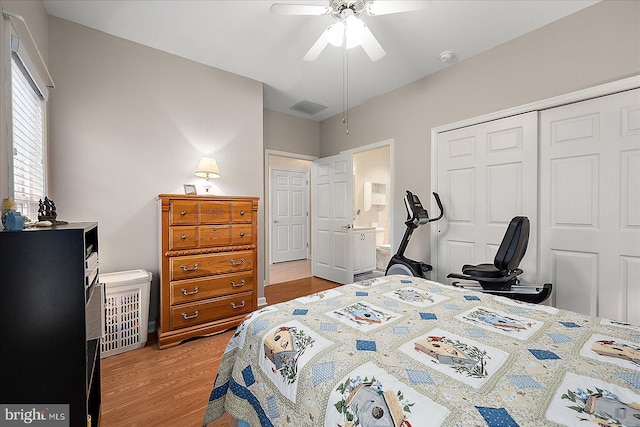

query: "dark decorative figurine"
left=37, top=197, right=67, bottom=225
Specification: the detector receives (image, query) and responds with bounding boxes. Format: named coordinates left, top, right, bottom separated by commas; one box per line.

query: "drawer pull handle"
left=240, top=232, right=245, bottom=237
left=181, top=210, right=187, bottom=216
left=231, top=301, right=246, bottom=309
left=180, top=263, right=200, bottom=272
left=231, top=279, right=246, bottom=287
left=181, top=310, right=199, bottom=320
left=212, top=227, right=217, bottom=231
left=181, top=234, right=187, bottom=240
left=181, top=287, right=200, bottom=296
left=240, top=210, right=245, bottom=216
left=230, top=258, right=245, bottom=266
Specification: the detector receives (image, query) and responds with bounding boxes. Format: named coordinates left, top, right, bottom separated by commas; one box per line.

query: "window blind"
left=11, top=55, right=45, bottom=220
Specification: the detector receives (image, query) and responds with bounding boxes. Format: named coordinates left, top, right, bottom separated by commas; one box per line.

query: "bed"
left=203, top=275, right=640, bottom=427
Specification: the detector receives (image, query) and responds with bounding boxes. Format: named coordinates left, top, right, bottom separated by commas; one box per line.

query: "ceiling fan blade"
left=270, top=3, right=330, bottom=15
left=359, top=25, right=386, bottom=61
left=365, top=0, right=430, bottom=16
left=303, top=32, right=329, bottom=61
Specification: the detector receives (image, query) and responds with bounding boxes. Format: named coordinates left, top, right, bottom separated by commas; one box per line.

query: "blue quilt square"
left=384, top=300, right=400, bottom=307
left=406, top=369, right=434, bottom=385
left=560, top=321, right=581, bottom=328
left=419, top=312, right=437, bottom=320
left=429, top=287, right=443, bottom=293
left=615, top=372, right=640, bottom=389
left=356, top=291, right=369, bottom=296
left=320, top=322, right=337, bottom=332
left=464, top=295, right=481, bottom=301
left=445, top=304, right=461, bottom=310
left=631, top=334, right=640, bottom=342
left=466, top=328, right=490, bottom=339
left=242, top=365, right=256, bottom=386
left=251, top=319, right=269, bottom=335
left=546, top=333, right=574, bottom=344
left=400, top=279, right=413, bottom=284
left=507, top=307, right=526, bottom=315
left=356, top=340, right=377, bottom=351
left=326, top=300, right=342, bottom=306
left=393, top=326, right=411, bottom=334
left=476, top=407, right=520, bottom=427
left=312, top=362, right=335, bottom=386
left=529, top=349, right=561, bottom=360
left=292, top=309, right=308, bottom=316
left=507, top=375, right=543, bottom=389
left=265, top=395, right=280, bottom=419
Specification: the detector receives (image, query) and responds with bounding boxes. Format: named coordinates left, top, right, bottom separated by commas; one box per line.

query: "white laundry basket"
left=100, top=269, right=152, bottom=358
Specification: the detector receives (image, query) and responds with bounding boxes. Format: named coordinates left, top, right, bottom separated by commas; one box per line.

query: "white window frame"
left=4, top=16, right=51, bottom=221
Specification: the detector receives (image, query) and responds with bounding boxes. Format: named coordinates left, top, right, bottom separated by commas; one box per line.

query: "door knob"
left=341, top=224, right=352, bottom=229
left=273, top=220, right=279, bottom=223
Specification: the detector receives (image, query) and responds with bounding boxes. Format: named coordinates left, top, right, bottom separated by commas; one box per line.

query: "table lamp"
left=195, top=157, right=221, bottom=193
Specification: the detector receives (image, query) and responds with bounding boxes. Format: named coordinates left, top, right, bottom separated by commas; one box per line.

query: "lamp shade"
left=195, top=157, right=221, bottom=179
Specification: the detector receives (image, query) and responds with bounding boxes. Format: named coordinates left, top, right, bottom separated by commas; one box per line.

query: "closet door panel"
left=436, top=112, right=538, bottom=284
left=540, top=88, right=640, bottom=321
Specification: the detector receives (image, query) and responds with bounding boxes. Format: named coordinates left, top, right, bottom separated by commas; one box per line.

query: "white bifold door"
left=435, top=112, right=538, bottom=284
left=312, top=152, right=354, bottom=284
left=271, top=168, right=308, bottom=264
left=539, top=88, right=640, bottom=323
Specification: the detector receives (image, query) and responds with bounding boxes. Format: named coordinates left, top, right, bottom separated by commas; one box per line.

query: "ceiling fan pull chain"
left=342, top=25, right=349, bottom=135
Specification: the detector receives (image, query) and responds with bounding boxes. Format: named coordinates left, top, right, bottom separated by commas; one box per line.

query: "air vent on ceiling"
left=290, top=99, right=328, bottom=115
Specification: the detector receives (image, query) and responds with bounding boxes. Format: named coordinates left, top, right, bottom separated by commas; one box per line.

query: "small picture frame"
left=183, top=184, right=197, bottom=195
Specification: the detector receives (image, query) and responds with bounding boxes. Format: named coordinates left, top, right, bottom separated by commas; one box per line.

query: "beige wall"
left=0, top=0, right=49, bottom=200
left=320, top=0, right=640, bottom=265
left=47, top=16, right=265, bottom=326
left=264, top=108, right=320, bottom=157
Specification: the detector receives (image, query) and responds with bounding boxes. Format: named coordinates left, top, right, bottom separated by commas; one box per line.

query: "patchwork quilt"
left=203, top=275, right=640, bottom=427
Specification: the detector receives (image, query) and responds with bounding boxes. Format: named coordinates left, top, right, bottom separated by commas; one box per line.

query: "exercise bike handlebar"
left=430, top=192, right=444, bottom=223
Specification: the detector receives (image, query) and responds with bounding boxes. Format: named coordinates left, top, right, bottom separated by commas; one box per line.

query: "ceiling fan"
left=271, top=1, right=429, bottom=62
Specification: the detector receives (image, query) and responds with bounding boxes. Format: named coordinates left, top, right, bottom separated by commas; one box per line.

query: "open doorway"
left=352, top=144, right=392, bottom=281
left=265, top=150, right=315, bottom=285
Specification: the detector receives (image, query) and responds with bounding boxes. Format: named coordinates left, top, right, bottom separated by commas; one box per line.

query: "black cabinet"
left=0, top=222, right=102, bottom=427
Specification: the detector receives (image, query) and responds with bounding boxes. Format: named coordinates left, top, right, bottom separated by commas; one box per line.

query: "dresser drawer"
left=231, top=202, right=253, bottom=223
left=170, top=291, right=254, bottom=330
left=200, top=201, right=230, bottom=223
left=170, top=272, right=254, bottom=305
left=170, top=201, right=198, bottom=225
left=198, top=225, right=231, bottom=247
left=170, top=250, right=254, bottom=280
left=169, top=226, right=198, bottom=250
left=230, top=224, right=252, bottom=245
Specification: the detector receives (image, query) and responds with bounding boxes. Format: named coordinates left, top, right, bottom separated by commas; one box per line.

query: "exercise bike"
left=386, top=191, right=443, bottom=278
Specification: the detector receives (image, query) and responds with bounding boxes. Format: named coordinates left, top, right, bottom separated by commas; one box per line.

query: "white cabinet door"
left=435, top=112, right=538, bottom=284
left=540, top=89, right=640, bottom=321
left=353, top=230, right=376, bottom=274
left=353, top=232, right=363, bottom=274
left=312, top=153, right=354, bottom=284
left=362, top=229, right=376, bottom=273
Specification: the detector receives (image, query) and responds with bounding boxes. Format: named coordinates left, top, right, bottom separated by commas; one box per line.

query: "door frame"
left=269, top=167, right=310, bottom=264
left=264, top=150, right=317, bottom=287
left=430, top=75, right=640, bottom=280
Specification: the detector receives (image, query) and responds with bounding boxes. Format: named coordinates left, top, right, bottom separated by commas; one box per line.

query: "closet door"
left=539, top=88, right=640, bottom=322
left=435, top=112, right=538, bottom=284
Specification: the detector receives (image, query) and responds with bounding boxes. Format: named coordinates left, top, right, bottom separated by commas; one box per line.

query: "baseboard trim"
left=258, top=296, right=267, bottom=307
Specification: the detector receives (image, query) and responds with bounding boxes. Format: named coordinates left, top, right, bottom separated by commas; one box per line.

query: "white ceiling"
left=43, top=0, right=599, bottom=121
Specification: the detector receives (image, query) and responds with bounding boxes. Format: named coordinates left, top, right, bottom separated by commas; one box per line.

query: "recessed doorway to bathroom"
left=352, top=144, right=392, bottom=281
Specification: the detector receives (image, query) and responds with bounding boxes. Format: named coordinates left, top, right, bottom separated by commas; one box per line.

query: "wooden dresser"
left=158, top=194, right=259, bottom=349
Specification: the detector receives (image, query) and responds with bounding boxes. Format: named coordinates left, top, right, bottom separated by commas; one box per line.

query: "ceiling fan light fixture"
left=325, top=16, right=366, bottom=49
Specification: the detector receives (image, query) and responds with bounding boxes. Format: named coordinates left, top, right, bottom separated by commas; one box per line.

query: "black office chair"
left=447, top=216, right=552, bottom=304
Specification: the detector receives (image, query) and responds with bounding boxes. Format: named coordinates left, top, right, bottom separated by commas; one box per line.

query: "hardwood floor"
left=268, top=258, right=311, bottom=284
left=100, top=276, right=338, bottom=427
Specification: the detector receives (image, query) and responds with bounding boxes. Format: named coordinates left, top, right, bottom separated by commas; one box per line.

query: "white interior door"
left=540, top=88, right=640, bottom=322
left=435, top=112, right=538, bottom=284
left=271, top=168, right=308, bottom=263
left=312, top=152, right=354, bottom=284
